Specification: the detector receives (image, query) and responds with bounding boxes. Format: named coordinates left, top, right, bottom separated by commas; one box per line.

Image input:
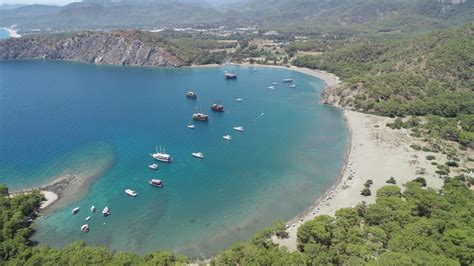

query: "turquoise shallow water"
left=0, top=29, right=11, bottom=39
left=0, top=60, right=348, bottom=257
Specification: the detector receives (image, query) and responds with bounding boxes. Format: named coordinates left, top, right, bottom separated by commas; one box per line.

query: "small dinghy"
left=223, top=135, right=232, bottom=141
left=149, top=163, right=159, bottom=170
left=85, top=216, right=91, bottom=221
left=72, top=207, right=80, bottom=215
left=233, top=126, right=244, bottom=132
left=90, top=205, right=95, bottom=212
left=102, top=207, right=110, bottom=217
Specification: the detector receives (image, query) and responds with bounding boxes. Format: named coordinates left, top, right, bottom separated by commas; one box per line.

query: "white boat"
left=125, top=189, right=137, bottom=197
left=102, top=207, right=110, bottom=217
left=223, top=135, right=232, bottom=141
left=187, top=124, right=195, bottom=129
left=85, top=216, right=91, bottom=221
left=268, top=86, right=275, bottom=90
left=272, top=82, right=278, bottom=85
left=149, top=163, right=159, bottom=170
left=81, top=224, right=89, bottom=233
left=90, top=205, right=95, bottom=212
left=192, top=152, right=204, bottom=159
left=72, top=207, right=80, bottom=215
left=236, top=98, right=243, bottom=102
left=151, top=146, right=172, bottom=163
left=149, top=179, right=163, bottom=187
left=283, top=78, right=293, bottom=83
left=233, top=126, right=244, bottom=132
left=289, top=84, right=296, bottom=88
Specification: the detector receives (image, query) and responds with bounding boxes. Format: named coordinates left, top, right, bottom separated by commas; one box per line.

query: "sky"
left=2, top=0, right=75, bottom=5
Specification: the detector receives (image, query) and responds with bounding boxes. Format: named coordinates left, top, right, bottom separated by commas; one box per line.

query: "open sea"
left=0, top=60, right=348, bottom=257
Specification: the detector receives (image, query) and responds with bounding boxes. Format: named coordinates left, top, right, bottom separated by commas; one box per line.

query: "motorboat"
left=81, top=224, right=89, bottom=233
left=102, top=207, right=110, bottom=217
left=193, top=113, right=209, bottom=121
left=90, top=205, right=95, bottom=212
left=151, top=146, right=172, bottom=163
left=72, top=207, right=80, bottom=215
left=149, top=179, right=163, bottom=188
left=225, top=71, right=237, bottom=79
left=149, top=163, right=159, bottom=170
left=192, top=152, right=204, bottom=159
left=125, top=189, right=137, bottom=197
left=85, top=216, right=91, bottom=221
left=236, top=98, right=243, bottom=102
left=186, top=91, right=197, bottom=99
left=187, top=124, right=195, bottom=129
left=268, top=86, right=275, bottom=90
left=223, top=135, right=232, bottom=141
left=272, top=82, right=278, bottom=85
left=283, top=78, right=293, bottom=83
left=289, top=84, right=296, bottom=88
left=233, top=126, right=244, bottom=132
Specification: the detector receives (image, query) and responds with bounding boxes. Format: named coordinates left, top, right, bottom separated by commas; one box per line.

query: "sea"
left=0, top=28, right=11, bottom=39
left=0, top=60, right=348, bottom=257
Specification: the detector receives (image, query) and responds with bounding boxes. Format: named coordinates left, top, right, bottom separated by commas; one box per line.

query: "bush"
left=386, top=177, right=397, bottom=184
left=364, top=179, right=373, bottom=188
left=426, top=155, right=436, bottom=160
left=413, top=177, right=427, bottom=187
left=361, top=187, right=371, bottom=196
left=422, top=147, right=431, bottom=152
left=445, top=161, right=459, bottom=167
left=410, top=144, right=422, bottom=151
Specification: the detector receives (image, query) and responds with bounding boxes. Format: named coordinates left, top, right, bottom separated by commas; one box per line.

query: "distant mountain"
left=0, top=0, right=472, bottom=32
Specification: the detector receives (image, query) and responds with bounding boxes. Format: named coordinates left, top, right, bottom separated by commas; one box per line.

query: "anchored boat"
left=233, top=126, right=244, bottom=132
left=149, top=163, right=159, bottom=170
left=193, top=113, right=209, bottom=121
left=72, top=207, right=80, bottom=215
left=149, top=179, right=163, bottom=188
left=223, top=135, right=232, bottom=141
left=151, top=146, right=172, bottom=163
left=81, top=224, right=89, bottom=233
left=186, top=91, right=197, bottom=99
left=192, top=152, right=204, bottom=159
left=125, top=189, right=137, bottom=197
left=102, top=207, right=110, bottom=217
left=224, top=71, right=237, bottom=79
left=211, top=103, right=224, bottom=112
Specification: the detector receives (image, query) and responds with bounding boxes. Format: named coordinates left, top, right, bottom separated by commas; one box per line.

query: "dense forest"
left=293, top=24, right=474, bottom=148
left=2, top=176, right=473, bottom=264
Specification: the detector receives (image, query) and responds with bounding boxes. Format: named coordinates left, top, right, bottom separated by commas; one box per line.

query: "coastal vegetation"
left=3, top=176, right=472, bottom=264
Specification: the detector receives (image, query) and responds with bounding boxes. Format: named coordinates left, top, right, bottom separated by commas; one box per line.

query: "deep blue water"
left=0, top=60, right=348, bottom=257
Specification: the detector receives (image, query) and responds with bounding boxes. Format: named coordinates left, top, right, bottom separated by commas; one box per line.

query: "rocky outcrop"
left=0, top=31, right=185, bottom=67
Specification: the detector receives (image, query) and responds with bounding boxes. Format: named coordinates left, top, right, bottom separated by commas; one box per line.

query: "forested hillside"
left=3, top=176, right=472, bottom=264
left=293, top=24, right=474, bottom=148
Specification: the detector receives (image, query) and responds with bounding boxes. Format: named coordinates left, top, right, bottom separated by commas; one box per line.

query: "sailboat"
left=151, top=146, right=172, bottom=163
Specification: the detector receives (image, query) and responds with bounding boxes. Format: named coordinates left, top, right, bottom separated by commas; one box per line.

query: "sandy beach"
left=274, top=110, right=449, bottom=251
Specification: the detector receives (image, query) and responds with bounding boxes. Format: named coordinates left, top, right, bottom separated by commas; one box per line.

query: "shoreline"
left=2, top=27, right=21, bottom=38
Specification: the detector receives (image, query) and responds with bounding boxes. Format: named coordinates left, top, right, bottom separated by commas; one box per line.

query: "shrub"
left=361, top=187, right=371, bottom=196
left=422, top=147, right=431, bottom=152
left=426, top=155, right=436, bottom=160
left=413, top=177, right=427, bottom=187
left=386, top=177, right=396, bottom=184
left=364, top=179, right=373, bottom=188
left=445, top=161, right=459, bottom=167
left=410, top=144, right=422, bottom=150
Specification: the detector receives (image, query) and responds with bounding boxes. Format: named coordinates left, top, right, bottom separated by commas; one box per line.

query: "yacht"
left=211, top=103, right=224, bottom=112
left=268, top=86, right=275, bottom=90
left=283, top=78, right=293, bottom=83
left=223, top=135, right=232, bottom=141
left=289, top=84, right=296, bottom=88
left=192, top=152, right=204, bottom=159
left=90, top=205, right=95, bottom=212
left=72, top=207, right=80, bottom=215
left=236, top=98, right=243, bottom=102
left=151, top=146, right=172, bottom=163
left=125, top=189, right=137, bottom=197
left=225, top=71, right=237, bottom=79
left=187, top=124, right=195, bottom=129
left=149, top=179, right=163, bottom=188
left=193, top=113, right=209, bottom=121
left=233, top=126, right=244, bottom=132
left=272, top=82, right=278, bottom=85
left=102, top=207, right=110, bottom=217
left=85, top=216, right=91, bottom=221
left=149, top=163, right=159, bottom=170
left=80, top=224, right=89, bottom=233
left=186, top=91, right=197, bottom=99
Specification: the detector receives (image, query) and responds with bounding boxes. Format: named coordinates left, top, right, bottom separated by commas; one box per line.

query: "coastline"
left=2, top=27, right=21, bottom=38
left=274, top=110, right=449, bottom=251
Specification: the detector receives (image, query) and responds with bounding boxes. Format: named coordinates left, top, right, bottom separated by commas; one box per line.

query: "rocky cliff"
left=0, top=31, right=186, bottom=67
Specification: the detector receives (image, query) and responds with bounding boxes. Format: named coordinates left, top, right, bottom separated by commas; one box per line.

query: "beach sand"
left=274, top=110, right=448, bottom=251
left=40, top=190, right=59, bottom=209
